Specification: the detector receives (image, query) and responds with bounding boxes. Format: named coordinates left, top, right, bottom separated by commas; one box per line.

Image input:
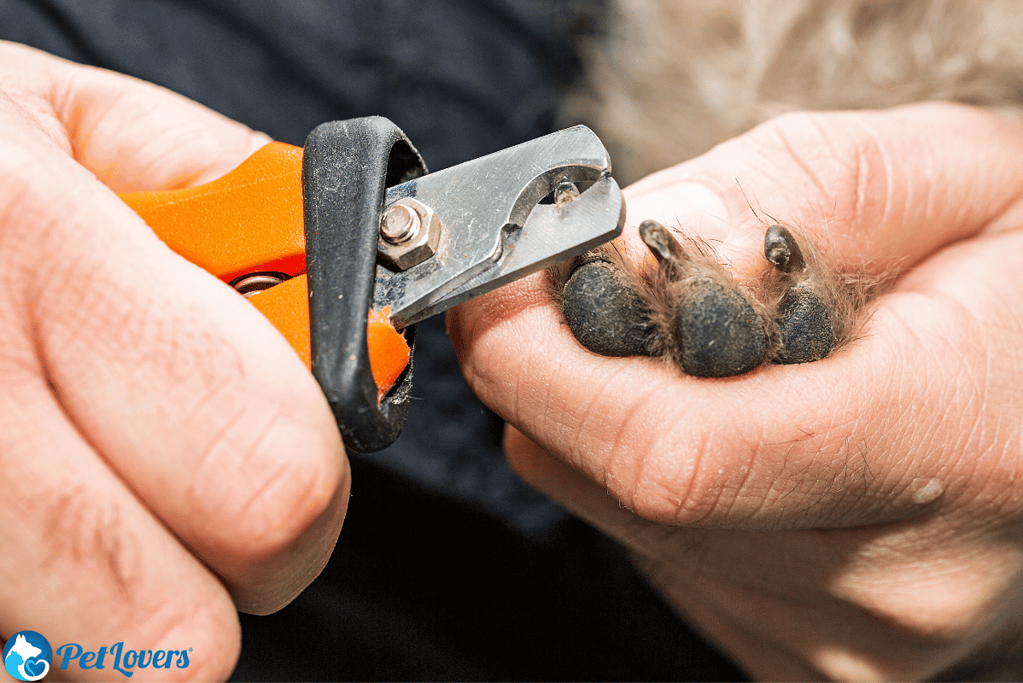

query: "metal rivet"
left=553, top=178, right=581, bottom=206
left=230, top=272, right=290, bottom=298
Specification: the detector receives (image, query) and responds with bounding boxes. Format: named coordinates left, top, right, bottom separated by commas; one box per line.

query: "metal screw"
left=380, top=203, right=421, bottom=244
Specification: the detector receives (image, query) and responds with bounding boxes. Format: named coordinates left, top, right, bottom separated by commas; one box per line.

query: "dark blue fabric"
left=0, top=1, right=745, bottom=679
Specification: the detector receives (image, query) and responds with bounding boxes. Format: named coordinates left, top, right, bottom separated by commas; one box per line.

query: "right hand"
left=0, top=42, right=347, bottom=681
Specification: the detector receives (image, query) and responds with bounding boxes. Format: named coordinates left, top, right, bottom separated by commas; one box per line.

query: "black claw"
left=562, top=260, right=654, bottom=357
left=764, top=224, right=805, bottom=273
left=639, top=220, right=689, bottom=276
left=674, top=276, right=767, bottom=377
left=775, top=287, right=836, bottom=364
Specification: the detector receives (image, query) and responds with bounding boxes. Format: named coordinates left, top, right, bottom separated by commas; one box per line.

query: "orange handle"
left=119, top=142, right=410, bottom=397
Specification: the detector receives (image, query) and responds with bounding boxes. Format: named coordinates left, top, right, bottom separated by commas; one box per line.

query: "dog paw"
left=638, top=220, right=768, bottom=377
left=553, top=220, right=882, bottom=377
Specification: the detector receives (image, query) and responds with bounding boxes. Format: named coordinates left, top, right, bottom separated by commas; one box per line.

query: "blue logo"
left=3, top=631, right=191, bottom=679
left=3, top=631, right=52, bottom=681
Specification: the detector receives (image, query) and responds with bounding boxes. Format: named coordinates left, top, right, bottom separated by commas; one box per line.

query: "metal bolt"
left=377, top=198, right=443, bottom=271
left=380, top=203, right=421, bottom=244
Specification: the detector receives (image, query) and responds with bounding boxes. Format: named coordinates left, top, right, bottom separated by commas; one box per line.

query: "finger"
left=450, top=104, right=1023, bottom=529
left=0, top=40, right=270, bottom=191
left=0, top=358, right=240, bottom=680
left=503, top=425, right=653, bottom=542
left=0, top=76, right=347, bottom=614
left=500, top=426, right=829, bottom=679
left=503, top=428, right=1005, bottom=683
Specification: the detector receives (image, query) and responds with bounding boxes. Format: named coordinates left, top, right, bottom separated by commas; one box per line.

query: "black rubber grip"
left=302, top=117, right=427, bottom=453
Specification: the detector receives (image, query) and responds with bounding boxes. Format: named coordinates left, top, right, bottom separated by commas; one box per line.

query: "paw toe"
left=775, top=288, right=837, bottom=364
left=674, top=276, right=767, bottom=377
left=562, top=260, right=654, bottom=357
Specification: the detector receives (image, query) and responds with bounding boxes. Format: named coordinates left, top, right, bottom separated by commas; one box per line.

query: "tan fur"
left=568, top=0, right=1023, bottom=184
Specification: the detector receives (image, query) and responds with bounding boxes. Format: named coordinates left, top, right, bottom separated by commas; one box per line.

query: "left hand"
left=449, top=103, right=1023, bottom=681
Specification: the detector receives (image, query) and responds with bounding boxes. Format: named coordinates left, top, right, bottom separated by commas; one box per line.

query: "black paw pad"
left=774, top=287, right=836, bottom=364
left=553, top=218, right=879, bottom=378
left=674, top=276, right=768, bottom=377
left=562, top=259, right=654, bottom=357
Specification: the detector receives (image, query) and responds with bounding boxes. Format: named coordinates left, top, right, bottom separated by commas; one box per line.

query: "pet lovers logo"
left=3, top=631, right=191, bottom=680
left=3, top=632, right=50, bottom=682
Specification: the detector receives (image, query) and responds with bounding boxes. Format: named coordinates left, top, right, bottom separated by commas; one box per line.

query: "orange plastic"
left=246, top=277, right=410, bottom=399
left=120, top=141, right=410, bottom=397
left=365, top=307, right=412, bottom=401
left=120, top=141, right=308, bottom=282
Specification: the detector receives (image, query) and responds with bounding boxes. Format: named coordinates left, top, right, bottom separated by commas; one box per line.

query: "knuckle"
left=37, top=484, right=241, bottom=680
left=0, top=144, right=64, bottom=275
left=186, top=402, right=344, bottom=563
left=618, top=407, right=853, bottom=529
left=746, top=109, right=891, bottom=226
left=123, top=588, right=241, bottom=682
left=41, top=485, right=143, bottom=597
left=662, top=430, right=760, bottom=527
left=607, top=410, right=737, bottom=526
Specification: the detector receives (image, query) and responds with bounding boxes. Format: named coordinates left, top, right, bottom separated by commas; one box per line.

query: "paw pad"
left=562, top=257, right=654, bottom=357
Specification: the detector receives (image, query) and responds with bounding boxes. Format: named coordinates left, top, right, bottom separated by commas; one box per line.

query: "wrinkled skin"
left=450, top=103, right=1023, bottom=680
left=0, top=43, right=347, bottom=681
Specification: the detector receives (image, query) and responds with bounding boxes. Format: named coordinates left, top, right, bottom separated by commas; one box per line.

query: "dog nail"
left=639, top=219, right=690, bottom=274
left=764, top=224, right=805, bottom=273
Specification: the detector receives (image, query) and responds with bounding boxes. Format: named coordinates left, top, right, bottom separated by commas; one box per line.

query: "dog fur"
left=568, top=0, right=1023, bottom=184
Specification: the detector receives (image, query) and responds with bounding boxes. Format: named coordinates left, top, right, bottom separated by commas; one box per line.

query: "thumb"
left=624, top=102, right=1023, bottom=273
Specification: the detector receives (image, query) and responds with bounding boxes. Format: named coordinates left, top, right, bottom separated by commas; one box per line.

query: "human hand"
left=449, top=102, right=1023, bottom=680
left=0, top=43, right=346, bottom=680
